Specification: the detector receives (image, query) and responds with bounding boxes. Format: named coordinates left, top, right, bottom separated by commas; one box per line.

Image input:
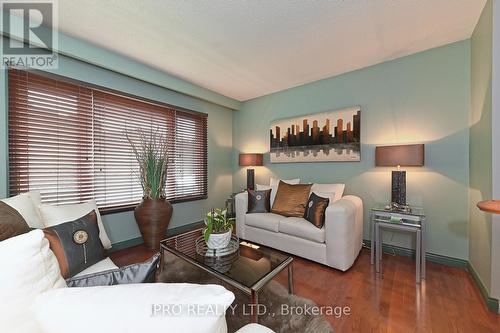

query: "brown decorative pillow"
left=0, top=201, right=31, bottom=241
left=271, top=181, right=312, bottom=217
left=247, top=189, right=271, bottom=213
left=43, top=211, right=105, bottom=278
left=304, top=193, right=330, bottom=228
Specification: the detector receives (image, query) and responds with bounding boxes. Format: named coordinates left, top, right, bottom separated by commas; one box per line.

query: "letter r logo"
left=2, top=2, right=53, bottom=55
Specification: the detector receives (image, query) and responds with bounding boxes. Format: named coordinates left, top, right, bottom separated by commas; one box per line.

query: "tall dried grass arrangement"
left=125, top=127, right=169, bottom=200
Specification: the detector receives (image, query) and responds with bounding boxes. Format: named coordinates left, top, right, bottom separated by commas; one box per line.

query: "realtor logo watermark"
left=1, top=0, right=58, bottom=69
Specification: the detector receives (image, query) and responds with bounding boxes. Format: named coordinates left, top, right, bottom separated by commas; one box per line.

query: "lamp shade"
left=375, top=144, right=424, bottom=167
left=239, top=153, right=263, bottom=166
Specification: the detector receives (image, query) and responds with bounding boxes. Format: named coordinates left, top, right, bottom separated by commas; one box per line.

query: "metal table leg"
left=371, top=212, right=375, bottom=265
left=421, top=218, right=426, bottom=279
left=376, top=223, right=381, bottom=273
left=159, top=246, right=165, bottom=273
left=416, top=229, right=421, bottom=283
left=250, top=290, right=259, bottom=323
left=378, top=222, right=383, bottom=262
left=288, top=262, right=294, bottom=294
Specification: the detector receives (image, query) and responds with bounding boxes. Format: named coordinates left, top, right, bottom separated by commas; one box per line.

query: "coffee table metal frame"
left=160, top=231, right=294, bottom=323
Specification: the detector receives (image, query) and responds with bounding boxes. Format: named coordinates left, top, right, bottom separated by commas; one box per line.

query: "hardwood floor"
left=110, top=245, right=500, bottom=332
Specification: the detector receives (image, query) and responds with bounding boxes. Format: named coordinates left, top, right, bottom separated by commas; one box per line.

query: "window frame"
left=7, top=68, right=208, bottom=214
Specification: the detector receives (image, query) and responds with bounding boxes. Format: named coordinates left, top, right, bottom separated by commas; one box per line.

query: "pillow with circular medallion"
left=304, top=192, right=330, bottom=228
left=247, top=189, right=271, bottom=213
left=43, top=211, right=105, bottom=278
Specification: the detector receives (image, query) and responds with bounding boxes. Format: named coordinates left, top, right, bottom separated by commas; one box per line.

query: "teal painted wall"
left=233, top=41, right=471, bottom=259
left=470, top=0, right=493, bottom=295
left=0, top=44, right=234, bottom=245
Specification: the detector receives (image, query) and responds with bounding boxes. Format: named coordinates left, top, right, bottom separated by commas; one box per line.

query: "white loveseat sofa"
left=235, top=184, right=363, bottom=271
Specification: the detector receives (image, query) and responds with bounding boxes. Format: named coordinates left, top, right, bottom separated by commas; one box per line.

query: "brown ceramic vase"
left=134, top=198, right=173, bottom=250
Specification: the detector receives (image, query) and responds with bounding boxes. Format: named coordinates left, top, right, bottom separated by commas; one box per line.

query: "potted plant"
left=126, top=127, right=172, bottom=251
left=203, top=208, right=235, bottom=249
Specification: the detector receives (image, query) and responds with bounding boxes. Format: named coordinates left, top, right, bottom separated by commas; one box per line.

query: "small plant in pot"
left=203, top=208, right=235, bottom=249
left=126, top=127, right=172, bottom=251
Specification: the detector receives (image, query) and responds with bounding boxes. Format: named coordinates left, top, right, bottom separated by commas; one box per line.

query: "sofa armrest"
left=235, top=192, right=248, bottom=239
left=324, top=195, right=363, bottom=271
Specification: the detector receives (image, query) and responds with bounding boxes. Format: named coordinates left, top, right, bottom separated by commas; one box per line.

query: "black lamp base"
left=246, top=169, right=255, bottom=190
left=391, top=170, right=406, bottom=205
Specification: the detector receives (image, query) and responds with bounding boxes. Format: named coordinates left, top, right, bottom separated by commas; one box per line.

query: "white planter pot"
left=206, top=230, right=232, bottom=249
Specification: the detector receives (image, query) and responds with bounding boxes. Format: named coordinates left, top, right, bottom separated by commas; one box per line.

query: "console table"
left=370, top=206, right=426, bottom=283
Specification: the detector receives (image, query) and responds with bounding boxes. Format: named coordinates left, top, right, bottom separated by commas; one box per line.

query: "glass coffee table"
left=160, top=228, right=294, bottom=323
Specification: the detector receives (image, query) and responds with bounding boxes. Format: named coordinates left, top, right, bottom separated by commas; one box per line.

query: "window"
left=8, top=69, right=208, bottom=212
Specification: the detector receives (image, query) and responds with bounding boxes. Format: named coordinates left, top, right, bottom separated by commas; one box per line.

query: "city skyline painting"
left=270, top=106, right=361, bottom=163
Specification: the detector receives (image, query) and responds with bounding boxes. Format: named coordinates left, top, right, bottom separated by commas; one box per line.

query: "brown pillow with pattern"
left=0, top=201, right=31, bottom=241
left=271, top=181, right=312, bottom=217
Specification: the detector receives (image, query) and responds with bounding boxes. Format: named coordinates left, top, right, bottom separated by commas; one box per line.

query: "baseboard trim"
left=466, top=262, right=500, bottom=313
left=108, top=221, right=204, bottom=253
left=362, top=239, right=468, bottom=268
left=363, top=239, right=499, bottom=313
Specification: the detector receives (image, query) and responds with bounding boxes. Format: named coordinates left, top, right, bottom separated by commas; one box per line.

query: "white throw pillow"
left=313, top=191, right=336, bottom=206
left=34, top=283, right=235, bottom=333
left=1, top=191, right=44, bottom=228
left=269, top=177, right=300, bottom=186
left=311, top=183, right=345, bottom=202
left=0, top=230, right=66, bottom=333
left=39, top=200, right=112, bottom=249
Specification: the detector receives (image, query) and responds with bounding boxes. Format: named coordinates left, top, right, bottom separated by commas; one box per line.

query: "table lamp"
left=239, top=153, right=263, bottom=190
left=375, top=144, right=425, bottom=206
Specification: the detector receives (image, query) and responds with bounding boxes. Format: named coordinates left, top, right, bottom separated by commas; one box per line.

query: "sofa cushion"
left=270, top=177, right=300, bottom=186
left=0, top=230, right=66, bottom=333
left=245, top=213, right=284, bottom=232
left=66, top=253, right=160, bottom=287
left=1, top=191, right=44, bottom=228
left=43, top=211, right=105, bottom=278
left=39, top=200, right=112, bottom=249
left=257, top=178, right=301, bottom=207
left=279, top=217, right=326, bottom=243
left=33, top=283, right=234, bottom=333
left=247, top=189, right=271, bottom=213
left=0, top=201, right=31, bottom=241
left=304, top=192, right=330, bottom=228
left=272, top=181, right=312, bottom=217
left=256, top=184, right=276, bottom=206
left=311, top=183, right=345, bottom=203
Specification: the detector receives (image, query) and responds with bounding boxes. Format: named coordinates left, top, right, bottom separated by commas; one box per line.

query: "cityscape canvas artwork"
left=270, top=106, right=361, bottom=163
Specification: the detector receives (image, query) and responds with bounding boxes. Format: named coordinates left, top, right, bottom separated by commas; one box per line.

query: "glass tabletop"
left=372, top=203, right=425, bottom=217
left=160, top=228, right=292, bottom=291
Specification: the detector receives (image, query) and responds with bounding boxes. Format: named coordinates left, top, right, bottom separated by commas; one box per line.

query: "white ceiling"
left=56, top=0, right=486, bottom=101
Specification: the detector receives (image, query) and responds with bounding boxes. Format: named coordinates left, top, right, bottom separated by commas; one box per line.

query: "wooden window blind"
left=8, top=69, right=208, bottom=211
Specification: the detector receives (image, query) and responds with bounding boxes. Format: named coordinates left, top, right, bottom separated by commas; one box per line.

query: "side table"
left=225, top=191, right=243, bottom=218
left=370, top=206, right=426, bottom=283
